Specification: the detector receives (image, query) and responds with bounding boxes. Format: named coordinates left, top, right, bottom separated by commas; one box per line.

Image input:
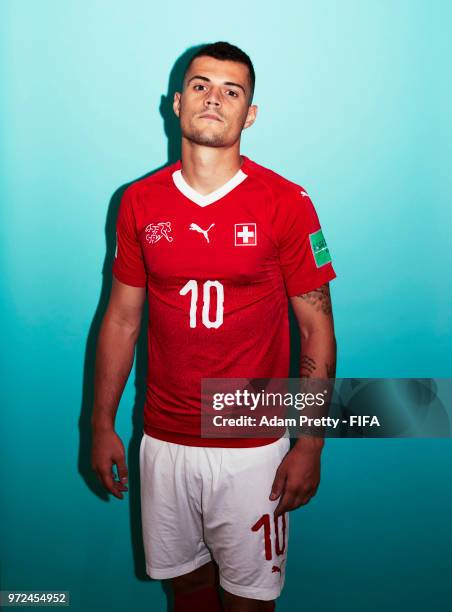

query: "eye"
left=193, top=84, right=206, bottom=91
left=226, top=90, right=239, bottom=97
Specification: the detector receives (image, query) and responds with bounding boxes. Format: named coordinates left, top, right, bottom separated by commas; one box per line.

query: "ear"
left=243, top=104, right=258, bottom=130
left=173, top=91, right=181, bottom=118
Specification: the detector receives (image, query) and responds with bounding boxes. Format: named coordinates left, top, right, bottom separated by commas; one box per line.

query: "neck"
left=180, top=138, right=243, bottom=196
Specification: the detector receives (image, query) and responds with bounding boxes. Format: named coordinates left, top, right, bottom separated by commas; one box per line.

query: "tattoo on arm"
left=300, top=355, right=317, bottom=377
left=297, top=283, right=332, bottom=315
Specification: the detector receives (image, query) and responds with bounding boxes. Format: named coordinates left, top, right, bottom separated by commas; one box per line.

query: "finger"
left=111, top=464, right=128, bottom=491
left=112, top=480, right=128, bottom=492
left=290, top=493, right=308, bottom=509
left=109, top=481, right=125, bottom=499
left=115, top=456, right=129, bottom=485
left=99, top=468, right=124, bottom=499
left=94, top=465, right=125, bottom=496
left=111, top=469, right=128, bottom=495
left=112, top=485, right=128, bottom=497
left=274, top=490, right=295, bottom=518
left=300, top=490, right=315, bottom=506
left=289, top=486, right=317, bottom=509
left=269, top=469, right=286, bottom=501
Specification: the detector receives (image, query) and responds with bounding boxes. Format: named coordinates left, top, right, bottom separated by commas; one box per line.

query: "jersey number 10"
left=179, top=280, right=224, bottom=329
left=251, top=512, right=287, bottom=560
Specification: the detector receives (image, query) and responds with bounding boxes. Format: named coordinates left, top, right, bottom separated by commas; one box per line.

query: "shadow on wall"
left=76, top=44, right=206, bottom=609
left=76, top=42, right=301, bottom=610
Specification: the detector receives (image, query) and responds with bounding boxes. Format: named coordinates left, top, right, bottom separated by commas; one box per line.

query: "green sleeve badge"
left=309, top=229, right=332, bottom=267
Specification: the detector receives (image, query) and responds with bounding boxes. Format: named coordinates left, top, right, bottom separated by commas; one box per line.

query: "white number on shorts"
left=179, top=280, right=224, bottom=328
left=251, top=512, right=286, bottom=560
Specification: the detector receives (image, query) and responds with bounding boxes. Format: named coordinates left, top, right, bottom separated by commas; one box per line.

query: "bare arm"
left=292, top=282, right=337, bottom=452
left=270, top=282, right=337, bottom=516
left=91, top=277, right=146, bottom=498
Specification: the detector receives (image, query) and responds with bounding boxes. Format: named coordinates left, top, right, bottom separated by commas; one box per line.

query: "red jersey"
left=112, top=155, right=336, bottom=447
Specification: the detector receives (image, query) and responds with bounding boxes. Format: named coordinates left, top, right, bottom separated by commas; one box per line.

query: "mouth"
left=198, top=113, right=223, bottom=122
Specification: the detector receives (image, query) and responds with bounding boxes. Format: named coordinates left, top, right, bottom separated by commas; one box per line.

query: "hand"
left=91, top=428, right=129, bottom=499
left=269, top=443, right=321, bottom=517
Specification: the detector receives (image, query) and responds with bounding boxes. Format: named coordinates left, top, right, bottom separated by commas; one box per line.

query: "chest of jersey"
left=137, top=188, right=279, bottom=287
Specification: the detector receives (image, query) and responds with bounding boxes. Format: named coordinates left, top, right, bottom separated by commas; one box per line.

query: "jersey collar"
left=171, top=157, right=249, bottom=207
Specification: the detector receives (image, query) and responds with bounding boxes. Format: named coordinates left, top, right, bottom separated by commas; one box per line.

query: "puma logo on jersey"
left=189, top=222, right=215, bottom=243
left=272, top=559, right=285, bottom=576
left=145, top=221, right=173, bottom=244
left=300, top=190, right=309, bottom=197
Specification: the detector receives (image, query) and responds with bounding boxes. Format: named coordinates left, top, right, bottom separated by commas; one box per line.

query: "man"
left=91, top=41, right=337, bottom=611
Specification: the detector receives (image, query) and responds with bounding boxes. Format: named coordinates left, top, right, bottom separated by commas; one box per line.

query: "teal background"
left=2, top=1, right=451, bottom=611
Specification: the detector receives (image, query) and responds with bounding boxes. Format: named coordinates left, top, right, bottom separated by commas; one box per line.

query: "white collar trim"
left=172, top=167, right=248, bottom=207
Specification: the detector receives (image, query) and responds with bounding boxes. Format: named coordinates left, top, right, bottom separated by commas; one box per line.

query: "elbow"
left=300, top=323, right=336, bottom=346
left=104, top=310, right=143, bottom=343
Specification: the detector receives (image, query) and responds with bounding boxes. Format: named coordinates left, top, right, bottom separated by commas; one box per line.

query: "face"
left=173, top=56, right=258, bottom=148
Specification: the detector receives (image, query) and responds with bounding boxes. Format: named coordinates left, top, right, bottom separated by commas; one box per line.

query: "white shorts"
left=139, top=433, right=291, bottom=601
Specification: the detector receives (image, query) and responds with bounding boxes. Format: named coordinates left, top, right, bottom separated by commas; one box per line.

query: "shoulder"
left=244, top=157, right=318, bottom=230
left=243, top=156, right=310, bottom=202
left=122, top=162, right=178, bottom=201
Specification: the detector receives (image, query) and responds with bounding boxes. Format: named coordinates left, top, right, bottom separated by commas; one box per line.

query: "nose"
left=204, top=86, right=221, bottom=108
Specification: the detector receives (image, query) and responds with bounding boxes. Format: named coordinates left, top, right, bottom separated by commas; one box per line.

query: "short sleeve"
left=112, top=187, right=147, bottom=288
left=275, top=187, right=336, bottom=297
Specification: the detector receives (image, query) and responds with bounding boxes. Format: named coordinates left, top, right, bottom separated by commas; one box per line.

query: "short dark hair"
left=183, top=41, right=255, bottom=104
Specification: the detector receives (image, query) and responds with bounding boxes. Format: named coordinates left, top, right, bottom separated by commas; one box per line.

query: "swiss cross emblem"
left=145, top=221, right=174, bottom=244
left=234, top=223, right=257, bottom=246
